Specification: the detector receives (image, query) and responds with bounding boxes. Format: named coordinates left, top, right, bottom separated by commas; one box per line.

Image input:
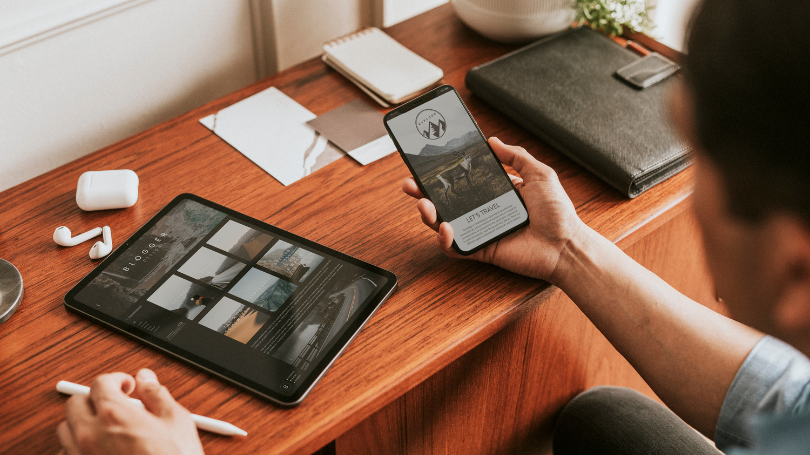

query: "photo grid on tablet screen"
left=198, top=297, right=271, bottom=344
left=138, top=217, right=283, bottom=344
left=137, top=215, right=334, bottom=347
left=256, top=240, right=324, bottom=282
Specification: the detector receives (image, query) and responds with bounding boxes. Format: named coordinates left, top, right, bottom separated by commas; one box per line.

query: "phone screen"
left=385, top=86, right=529, bottom=254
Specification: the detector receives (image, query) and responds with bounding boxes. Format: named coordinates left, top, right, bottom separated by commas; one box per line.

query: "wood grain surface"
left=0, top=5, right=702, bottom=455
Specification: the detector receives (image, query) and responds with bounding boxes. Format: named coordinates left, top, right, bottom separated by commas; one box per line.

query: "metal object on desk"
left=0, top=258, right=23, bottom=324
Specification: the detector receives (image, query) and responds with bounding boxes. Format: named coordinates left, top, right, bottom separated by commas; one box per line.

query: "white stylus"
left=56, top=381, right=247, bottom=437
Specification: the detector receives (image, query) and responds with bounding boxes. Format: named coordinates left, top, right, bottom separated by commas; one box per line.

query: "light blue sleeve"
left=714, top=335, right=810, bottom=451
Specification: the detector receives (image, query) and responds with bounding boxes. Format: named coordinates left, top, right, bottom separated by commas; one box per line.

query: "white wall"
left=259, top=0, right=374, bottom=73
left=0, top=0, right=258, bottom=192
left=253, top=0, right=448, bottom=74
left=0, top=0, right=443, bottom=193
left=1, top=0, right=690, bottom=193
left=383, top=0, right=447, bottom=27
left=649, top=0, right=701, bottom=51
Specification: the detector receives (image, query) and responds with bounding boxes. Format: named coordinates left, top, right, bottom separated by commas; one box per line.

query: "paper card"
left=200, top=87, right=345, bottom=186
left=306, top=99, right=396, bottom=165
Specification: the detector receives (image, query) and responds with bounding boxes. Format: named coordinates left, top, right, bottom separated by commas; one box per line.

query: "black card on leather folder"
left=466, top=27, right=690, bottom=198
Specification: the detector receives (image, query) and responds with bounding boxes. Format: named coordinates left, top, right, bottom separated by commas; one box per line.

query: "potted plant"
left=574, top=0, right=652, bottom=36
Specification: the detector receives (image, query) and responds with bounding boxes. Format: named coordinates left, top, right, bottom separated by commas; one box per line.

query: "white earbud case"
left=76, top=170, right=139, bottom=211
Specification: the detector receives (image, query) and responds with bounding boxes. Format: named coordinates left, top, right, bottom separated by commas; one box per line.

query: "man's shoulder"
left=716, top=336, right=810, bottom=450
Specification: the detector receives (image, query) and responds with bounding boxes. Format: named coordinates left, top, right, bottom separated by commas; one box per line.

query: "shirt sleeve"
left=714, top=335, right=810, bottom=451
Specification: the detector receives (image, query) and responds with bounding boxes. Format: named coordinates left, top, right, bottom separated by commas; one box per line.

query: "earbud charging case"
left=76, top=170, right=139, bottom=211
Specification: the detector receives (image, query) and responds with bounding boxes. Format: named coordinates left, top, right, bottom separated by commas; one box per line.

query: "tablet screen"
left=65, top=195, right=396, bottom=405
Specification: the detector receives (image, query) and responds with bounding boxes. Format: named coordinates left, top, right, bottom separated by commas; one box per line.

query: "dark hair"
left=684, top=0, right=810, bottom=224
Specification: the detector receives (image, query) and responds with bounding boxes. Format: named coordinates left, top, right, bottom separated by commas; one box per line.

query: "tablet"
left=64, top=194, right=397, bottom=406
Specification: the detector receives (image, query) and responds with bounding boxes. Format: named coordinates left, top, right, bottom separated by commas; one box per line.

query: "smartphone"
left=384, top=85, right=530, bottom=255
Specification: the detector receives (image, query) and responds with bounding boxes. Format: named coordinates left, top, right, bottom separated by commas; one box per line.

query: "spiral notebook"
left=323, top=28, right=443, bottom=106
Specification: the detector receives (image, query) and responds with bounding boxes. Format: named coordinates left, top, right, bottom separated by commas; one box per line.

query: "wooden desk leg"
left=335, top=206, right=722, bottom=455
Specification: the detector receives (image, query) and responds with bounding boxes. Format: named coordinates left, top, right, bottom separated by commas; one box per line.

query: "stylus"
left=56, top=380, right=248, bottom=437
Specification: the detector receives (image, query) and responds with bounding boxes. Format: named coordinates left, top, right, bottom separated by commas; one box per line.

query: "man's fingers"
left=489, top=137, right=554, bottom=181
left=488, top=136, right=525, bottom=170
left=508, top=173, right=524, bottom=189
left=89, top=373, right=136, bottom=404
left=401, top=178, right=425, bottom=199
left=134, top=368, right=183, bottom=419
left=57, top=421, right=84, bottom=455
left=437, top=223, right=467, bottom=260
left=437, top=222, right=455, bottom=252
left=417, top=198, right=441, bottom=231
left=63, top=393, right=102, bottom=455
left=437, top=223, right=495, bottom=263
left=88, top=373, right=138, bottom=427
left=64, top=394, right=95, bottom=429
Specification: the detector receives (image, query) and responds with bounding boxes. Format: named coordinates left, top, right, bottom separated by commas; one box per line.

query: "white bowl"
left=451, top=0, right=575, bottom=43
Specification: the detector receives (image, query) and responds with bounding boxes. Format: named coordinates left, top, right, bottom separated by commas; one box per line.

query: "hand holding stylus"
left=56, top=381, right=246, bottom=436
left=56, top=369, right=240, bottom=455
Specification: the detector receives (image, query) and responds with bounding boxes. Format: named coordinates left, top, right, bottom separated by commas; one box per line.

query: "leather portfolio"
left=465, top=27, right=690, bottom=198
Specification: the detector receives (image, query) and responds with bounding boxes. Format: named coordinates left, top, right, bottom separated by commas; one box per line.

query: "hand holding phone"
left=384, top=85, right=530, bottom=255
left=402, top=136, right=586, bottom=284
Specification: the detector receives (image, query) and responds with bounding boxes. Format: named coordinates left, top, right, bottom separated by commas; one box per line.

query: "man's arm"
left=553, top=220, right=763, bottom=436
left=402, top=137, right=764, bottom=437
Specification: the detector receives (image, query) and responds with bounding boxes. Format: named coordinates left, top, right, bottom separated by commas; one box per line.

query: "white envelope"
left=200, top=87, right=344, bottom=186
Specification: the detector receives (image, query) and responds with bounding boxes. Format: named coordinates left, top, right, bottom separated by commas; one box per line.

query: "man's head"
left=675, top=0, right=810, bottom=353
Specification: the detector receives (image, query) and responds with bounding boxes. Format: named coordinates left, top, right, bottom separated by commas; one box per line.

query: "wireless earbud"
left=89, top=226, right=113, bottom=260
left=53, top=226, right=102, bottom=247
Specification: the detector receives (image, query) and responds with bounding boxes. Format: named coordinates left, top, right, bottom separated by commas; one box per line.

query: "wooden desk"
left=0, top=5, right=722, bottom=454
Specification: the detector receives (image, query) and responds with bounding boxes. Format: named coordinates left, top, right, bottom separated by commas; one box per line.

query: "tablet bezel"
left=63, top=194, right=397, bottom=406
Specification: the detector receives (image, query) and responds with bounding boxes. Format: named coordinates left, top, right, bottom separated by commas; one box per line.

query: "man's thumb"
left=134, top=368, right=178, bottom=418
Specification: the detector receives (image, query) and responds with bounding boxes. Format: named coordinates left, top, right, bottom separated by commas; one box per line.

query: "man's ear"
left=773, top=217, right=810, bottom=333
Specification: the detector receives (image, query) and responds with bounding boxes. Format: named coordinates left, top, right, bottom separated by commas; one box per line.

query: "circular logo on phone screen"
left=415, top=109, right=446, bottom=140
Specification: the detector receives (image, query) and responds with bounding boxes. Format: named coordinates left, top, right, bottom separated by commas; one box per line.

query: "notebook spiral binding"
left=324, top=27, right=375, bottom=49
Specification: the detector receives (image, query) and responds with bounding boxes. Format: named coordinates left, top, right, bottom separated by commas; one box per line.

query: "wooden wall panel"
left=336, top=204, right=721, bottom=455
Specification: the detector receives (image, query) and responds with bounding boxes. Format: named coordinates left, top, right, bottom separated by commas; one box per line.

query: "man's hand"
left=57, top=369, right=204, bottom=455
left=401, top=136, right=584, bottom=283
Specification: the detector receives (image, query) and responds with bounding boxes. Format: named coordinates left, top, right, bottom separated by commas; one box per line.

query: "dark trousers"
left=553, top=386, right=723, bottom=455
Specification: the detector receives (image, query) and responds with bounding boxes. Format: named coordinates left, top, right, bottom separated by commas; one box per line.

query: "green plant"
left=574, top=0, right=652, bottom=36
